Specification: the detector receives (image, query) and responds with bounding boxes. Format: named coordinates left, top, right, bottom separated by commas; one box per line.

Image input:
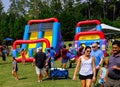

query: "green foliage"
left=0, top=0, right=4, bottom=14
left=0, top=41, right=112, bottom=87
left=0, top=0, right=120, bottom=42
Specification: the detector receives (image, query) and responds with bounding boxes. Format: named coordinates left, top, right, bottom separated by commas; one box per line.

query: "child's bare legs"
left=63, top=63, right=67, bottom=69
left=12, top=71, right=18, bottom=80
left=60, top=63, right=63, bottom=68
left=60, top=63, right=67, bottom=69
left=45, top=69, right=49, bottom=77
left=100, top=84, right=104, bottom=87
left=12, top=71, right=15, bottom=77
left=22, top=58, right=25, bottom=64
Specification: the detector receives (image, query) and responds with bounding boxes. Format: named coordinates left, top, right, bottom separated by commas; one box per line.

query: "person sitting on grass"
left=12, top=57, right=19, bottom=80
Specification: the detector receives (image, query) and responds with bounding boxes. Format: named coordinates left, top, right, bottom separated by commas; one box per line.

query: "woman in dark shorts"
left=73, top=46, right=96, bottom=87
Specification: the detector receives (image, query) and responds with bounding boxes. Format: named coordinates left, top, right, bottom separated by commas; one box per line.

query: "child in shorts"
left=98, top=60, right=108, bottom=87
left=12, top=57, right=19, bottom=80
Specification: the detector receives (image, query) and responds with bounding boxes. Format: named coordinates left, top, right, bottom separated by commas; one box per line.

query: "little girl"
left=98, top=60, right=108, bottom=87
left=12, top=57, right=19, bottom=80
left=20, top=49, right=26, bottom=64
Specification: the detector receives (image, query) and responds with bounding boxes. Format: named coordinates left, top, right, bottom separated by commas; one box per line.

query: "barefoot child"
left=20, top=49, right=26, bottom=64
left=12, top=57, right=19, bottom=80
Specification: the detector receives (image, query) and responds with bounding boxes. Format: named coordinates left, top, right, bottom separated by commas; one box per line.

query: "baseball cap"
left=36, top=47, right=42, bottom=52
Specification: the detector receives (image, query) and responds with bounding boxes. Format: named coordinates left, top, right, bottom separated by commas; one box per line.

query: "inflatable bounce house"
left=74, top=20, right=106, bottom=56
left=12, top=17, right=63, bottom=62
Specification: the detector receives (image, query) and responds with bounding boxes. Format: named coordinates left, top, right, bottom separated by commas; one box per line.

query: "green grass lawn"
left=0, top=41, right=112, bottom=87
left=0, top=55, right=80, bottom=87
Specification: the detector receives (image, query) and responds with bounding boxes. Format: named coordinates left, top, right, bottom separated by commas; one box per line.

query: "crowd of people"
left=73, top=40, right=120, bottom=87
left=9, top=40, right=120, bottom=87
left=0, top=45, right=10, bottom=63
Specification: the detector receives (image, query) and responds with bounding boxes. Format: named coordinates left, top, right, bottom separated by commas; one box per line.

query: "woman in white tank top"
left=73, top=46, right=96, bottom=87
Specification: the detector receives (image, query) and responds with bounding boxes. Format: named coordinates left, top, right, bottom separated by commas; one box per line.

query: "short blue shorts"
left=61, top=58, right=68, bottom=63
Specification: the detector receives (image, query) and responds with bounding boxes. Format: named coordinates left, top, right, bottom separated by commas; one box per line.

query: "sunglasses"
left=86, top=50, right=91, bottom=53
left=92, top=46, right=97, bottom=48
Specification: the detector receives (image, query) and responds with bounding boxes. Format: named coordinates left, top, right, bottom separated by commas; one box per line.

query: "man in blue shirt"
left=90, top=42, right=104, bottom=87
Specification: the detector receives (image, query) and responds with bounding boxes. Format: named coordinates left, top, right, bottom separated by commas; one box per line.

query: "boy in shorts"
left=12, top=57, right=18, bottom=80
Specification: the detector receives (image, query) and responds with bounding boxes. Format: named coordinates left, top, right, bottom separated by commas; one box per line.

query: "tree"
left=50, top=0, right=63, bottom=16
left=0, top=0, right=120, bottom=42
left=8, top=0, right=29, bottom=18
left=0, top=0, right=4, bottom=14
left=0, top=0, right=7, bottom=43
left=59, top=0, right=77, bottom=41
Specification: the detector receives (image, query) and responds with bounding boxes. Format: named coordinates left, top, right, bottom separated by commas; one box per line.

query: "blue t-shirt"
left=101, top=67, right=107, bottom=78
left=50, top=49, right=55, bottom=58
left=90, top=49, right=104, bottom=67
left=69, top=47, right=77, bottom=55
left=98, top=67, right=107, bottom=84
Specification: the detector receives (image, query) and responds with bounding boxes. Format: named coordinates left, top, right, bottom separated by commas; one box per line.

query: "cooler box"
left=50, top=68, right=69, bottom=79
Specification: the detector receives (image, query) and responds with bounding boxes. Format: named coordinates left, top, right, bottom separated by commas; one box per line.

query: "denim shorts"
left=61, top=58, right=68, bottom=63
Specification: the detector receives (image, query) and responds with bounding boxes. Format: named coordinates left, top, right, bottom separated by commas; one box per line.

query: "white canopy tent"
left=101, top=23, right=120, bottom=31
left=101, top=23, right=120, bottom=35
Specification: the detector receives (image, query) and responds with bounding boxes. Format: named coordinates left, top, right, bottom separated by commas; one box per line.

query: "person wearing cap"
left=33, top=47, right=47, bottom=82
